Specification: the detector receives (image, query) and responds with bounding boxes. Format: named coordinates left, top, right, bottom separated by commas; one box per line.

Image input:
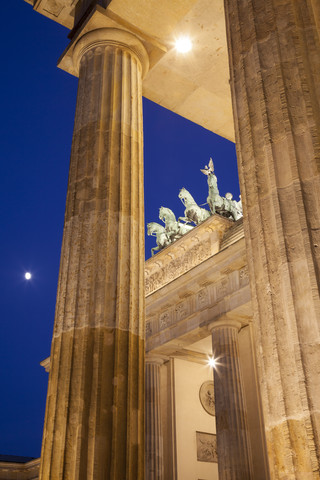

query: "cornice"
left=145, top=214, right=237, bottom=296
left=0, top=457, right=40, bottom=479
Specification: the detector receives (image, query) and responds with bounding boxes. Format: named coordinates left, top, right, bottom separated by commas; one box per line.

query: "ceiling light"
left=208, top=357, right=217, bottom=368
left=175, top=36, right=192, bottom=53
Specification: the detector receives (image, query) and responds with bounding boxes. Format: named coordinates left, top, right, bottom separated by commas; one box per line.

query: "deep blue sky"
left=0, top=2, right=239, bottom=457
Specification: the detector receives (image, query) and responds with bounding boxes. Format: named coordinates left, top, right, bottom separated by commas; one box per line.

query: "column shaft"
left=145, top=358, right=164, bottom=480
left=39, top=31, right=146, bottom=480
left=211, top=322, right=253, bottom=480
left=224, top=0, right=320, bottom=476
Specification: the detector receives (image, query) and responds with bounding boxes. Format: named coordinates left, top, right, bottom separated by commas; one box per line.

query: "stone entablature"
left=40, top=217, right=250, bottom=370
left=145, top=214, right=235, bottom=296
left=29, top=0, right=76, bottom=28
left=0, top=458, right=40, bottom=480
left=145, top=217, right=251, bottom=355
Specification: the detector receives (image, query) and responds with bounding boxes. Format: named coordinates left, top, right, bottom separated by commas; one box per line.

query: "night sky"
left=0, top=2, right=239, bottom=458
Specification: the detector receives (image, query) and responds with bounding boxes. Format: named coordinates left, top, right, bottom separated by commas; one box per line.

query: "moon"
left=25, top=272, right=32, bottom=280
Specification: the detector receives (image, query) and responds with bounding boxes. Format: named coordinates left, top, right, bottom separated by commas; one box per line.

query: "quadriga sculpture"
left=201, top=158, right=242, bottom=221
left=159, top=206, right=193, bottom=241
left=223, top=193, right=243, bottom=221
left=146, top=222, right=170, bottom=256
left=178, top=188, right=211, bottom=225
left=200, top=158, right=223, bottom=214
left=147, top=159, right=243, bottom=255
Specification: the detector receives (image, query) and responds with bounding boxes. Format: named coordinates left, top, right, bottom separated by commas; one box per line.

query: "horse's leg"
left=208, top=197, right=215, bottom=214
left=151, top=246, right=159, bottom=256
left=178, top=216, right=190, bottom=223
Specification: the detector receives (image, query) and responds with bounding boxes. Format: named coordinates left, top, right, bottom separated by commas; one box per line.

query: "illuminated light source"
left=208, top=357, right=217, bottom=368
left=175, top=36, right=192, bottom=53
left=25, top=272, right=32, bottom=280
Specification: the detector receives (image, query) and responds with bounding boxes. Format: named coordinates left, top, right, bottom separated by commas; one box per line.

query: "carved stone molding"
left=40, top=357, right=50, bottom=372
left=0, top=458, right=40, bottom=479
left=57, top=6, right=166, bottom=77
left=146, top=265, right=249, bottom=340
left=145, top=220, right=250, bottom=353
left=42, top=0, right=65, bottom=16
left=145, top=215, right=235, bottom=296
left=33, top=0, right=76, bottom=28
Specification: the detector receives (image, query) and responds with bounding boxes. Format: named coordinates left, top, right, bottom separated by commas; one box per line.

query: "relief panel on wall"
left=199, top=381, right=215, bottom=416
left=196, top=432, right=218, bottom=463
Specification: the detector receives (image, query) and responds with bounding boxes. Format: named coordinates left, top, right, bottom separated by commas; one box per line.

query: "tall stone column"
left=145, top=354, right=166, bottom=480
left=224, top=0, right=320, bottom=477
left=39, top=29, right=148, bottom=480
left=210, top=319, right=253, bottom=480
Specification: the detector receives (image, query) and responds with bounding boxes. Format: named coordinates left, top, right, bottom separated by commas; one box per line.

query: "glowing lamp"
left=208, top=357, right=217, bottom=368
left=175, top=36, right=192, bottom=53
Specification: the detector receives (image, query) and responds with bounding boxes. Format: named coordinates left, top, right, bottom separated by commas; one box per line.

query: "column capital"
left=145, top=353, right=169, bottom=366
left=208, top=316, right=243, bottom=333
left=59, top=27, right=149, bottom=79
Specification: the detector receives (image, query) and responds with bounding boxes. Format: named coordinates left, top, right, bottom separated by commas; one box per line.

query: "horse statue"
left=223, top=193, right=243, bottom=220
left=234, top=195, right=242, bottom=218
left=201, top=159, right=243, bottom=221
left=159, top=206, right=194, bottom=241
left=200, top=158, right=223, bottom=214
left=147, top=222, right=170, bottom=256
left=178, top=188, right=211, bottom=225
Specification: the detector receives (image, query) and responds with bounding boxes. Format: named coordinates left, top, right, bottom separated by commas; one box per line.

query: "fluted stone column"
left=224, top=0, right=320, bottom=477
left=210, top=319, right=253, bottom=480
left=39, top=29, right=148, bottom=480
left=145, top=354, right=165, bottom=480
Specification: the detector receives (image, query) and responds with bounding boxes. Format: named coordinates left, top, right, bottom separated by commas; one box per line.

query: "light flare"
left=175, top=36, right=192, bottom=53
left=208, top=356, right=217, bottom=369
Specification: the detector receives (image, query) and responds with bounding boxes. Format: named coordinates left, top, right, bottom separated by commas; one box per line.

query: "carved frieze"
left=175, top=300, right=190, bottom=322
left=196, top=432, right=218, bottom=463
left=159, top=311, right=171, bottom=330
left=145, top=240, right=211, bottom=295
left=239, top=265, right=249, bottom=287
left=145, top=215, right=235, bottom=296
left=216, top=277, right=229, bottom=300
left=197, top=288, right=209, bottom=309
left=145, top=221, right=250, bottom=349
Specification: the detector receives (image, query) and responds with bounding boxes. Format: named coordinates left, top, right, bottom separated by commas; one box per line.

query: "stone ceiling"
left=26, top=0, right=234, bottom=141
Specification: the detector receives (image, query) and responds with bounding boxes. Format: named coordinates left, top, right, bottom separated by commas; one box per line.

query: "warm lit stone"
left=225, top=0, right=320, bottom=476
left=145, top=354, right=167, bottom=480
left=12, top=1, right=320, bottom=478
left=210, top=318, right=253, bottom=479
left=39, top=28, right=148, bottom=480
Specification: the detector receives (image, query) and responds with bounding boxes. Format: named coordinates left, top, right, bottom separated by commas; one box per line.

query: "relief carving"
left=145, top=239, right=212, bottom=295
left=216, top=278, right=228, bottom=299
left=146, top=322, right=152, bottom=337
left=199, top=381, right=215, bottom=416
left=175, top=301, right=189, bottom=321
left=196, top=432, right=218, bottom=463
left=42, top=0, right=65, bottom=16
left=159, top=311, right=171, bottom=330
left=239, top=265, right=249, bottom=286
left=197, top=288, right=209, bottom=309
